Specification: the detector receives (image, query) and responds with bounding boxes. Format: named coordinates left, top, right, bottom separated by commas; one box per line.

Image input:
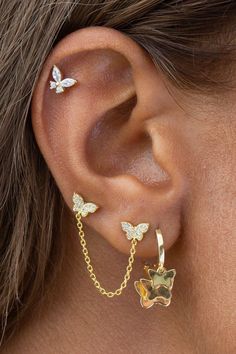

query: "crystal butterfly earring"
left=49, top=65, right=77, bottom=93
left=73, top=193, right=149, bottom=298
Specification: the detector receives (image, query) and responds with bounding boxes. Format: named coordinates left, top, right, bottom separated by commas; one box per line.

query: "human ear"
left=31, top=26, right=186, bottom=257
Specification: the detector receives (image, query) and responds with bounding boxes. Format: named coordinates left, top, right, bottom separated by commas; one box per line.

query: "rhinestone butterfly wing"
left=121, top=222, right=149, bottom=241
left=134, top=223, right=149, bottom=241
left=73, top=193, right=98, bottom=217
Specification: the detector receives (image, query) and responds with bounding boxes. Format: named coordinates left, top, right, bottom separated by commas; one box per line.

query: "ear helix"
left=72, top=193, right=176, bottom=308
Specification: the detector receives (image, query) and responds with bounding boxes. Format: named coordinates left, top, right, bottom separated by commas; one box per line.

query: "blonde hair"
left=0, top=0, right=235, bottom=345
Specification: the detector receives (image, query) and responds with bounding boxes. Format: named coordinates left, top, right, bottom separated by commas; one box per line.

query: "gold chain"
left=75, top=212, right=137, bottom=298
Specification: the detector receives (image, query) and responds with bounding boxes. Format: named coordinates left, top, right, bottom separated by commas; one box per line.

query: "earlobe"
left=32, top=26, right=186, bottom=257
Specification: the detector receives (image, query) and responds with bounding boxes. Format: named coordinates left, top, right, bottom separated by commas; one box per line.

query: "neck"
left=2, top=218, right=192, bottom=354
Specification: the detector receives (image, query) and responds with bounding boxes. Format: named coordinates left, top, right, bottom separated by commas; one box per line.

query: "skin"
left=3, top=27, right=236, bottom=354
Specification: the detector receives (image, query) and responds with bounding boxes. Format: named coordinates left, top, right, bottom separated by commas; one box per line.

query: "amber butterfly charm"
left=134, top=229, right=176, bottom=309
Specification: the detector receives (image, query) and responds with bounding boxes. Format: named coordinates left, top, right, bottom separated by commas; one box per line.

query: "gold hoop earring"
left=73, top=193, right=149, bottom=298
left=134, top=229, right=176, bottom=309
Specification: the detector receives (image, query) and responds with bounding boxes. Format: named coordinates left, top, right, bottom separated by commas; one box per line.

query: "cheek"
left=179, top=119, right=236, bottom=349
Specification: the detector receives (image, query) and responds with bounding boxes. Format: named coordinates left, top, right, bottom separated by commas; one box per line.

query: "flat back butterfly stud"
left=121, top=222, right=149, bottom=241
left=50, top=65, right=78, bottom=94
left=72, top=193, right=98, bottom=217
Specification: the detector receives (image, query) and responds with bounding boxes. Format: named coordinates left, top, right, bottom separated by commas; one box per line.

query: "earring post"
left=156, top=229, right=165, bottom=269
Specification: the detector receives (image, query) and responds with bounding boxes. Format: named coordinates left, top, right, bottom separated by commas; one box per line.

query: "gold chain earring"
left=73, top=192, right=176, bottom=307
left=73, top=193, right=149, bottom=298
left=134, top=229, right=176, bottom=309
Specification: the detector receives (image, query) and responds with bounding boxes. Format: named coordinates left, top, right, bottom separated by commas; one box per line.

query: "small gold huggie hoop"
left=73, top=193, right=149, bottom=298
left=134, top=229, right=176, bottom=309
left=156, top=228, right=165, bottom=271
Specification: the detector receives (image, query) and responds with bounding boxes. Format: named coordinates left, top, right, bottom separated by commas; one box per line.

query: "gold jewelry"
left=73, top=193, right=149, bottom=298
left=50, top=65, right=77, bottom=93
left=134, top=229, right=176, bottom=309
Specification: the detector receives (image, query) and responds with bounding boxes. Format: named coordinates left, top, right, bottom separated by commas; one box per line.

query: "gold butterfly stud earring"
left=72, top=193, right=98, bottom=217
left=121, top=221, right=149, bottom=241
left=50, top=65, right=78, bottom=94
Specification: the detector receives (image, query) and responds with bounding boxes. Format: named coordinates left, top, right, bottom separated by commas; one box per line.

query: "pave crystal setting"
left=121, top=221, right=149, bottom=241
left=72, top=193, right=98, bottom=217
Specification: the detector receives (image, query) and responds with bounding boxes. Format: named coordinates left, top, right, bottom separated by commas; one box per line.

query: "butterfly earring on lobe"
left=72, top=193, right=176, bottom=308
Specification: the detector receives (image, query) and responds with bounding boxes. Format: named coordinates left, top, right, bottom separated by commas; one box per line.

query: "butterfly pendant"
left=73, top=193, right=99, bottom=217
left=50, top=65, right=77, bottom=94
left=121, top=222, right=149, bottom=241
left=134, top=266, right=176, bottom=309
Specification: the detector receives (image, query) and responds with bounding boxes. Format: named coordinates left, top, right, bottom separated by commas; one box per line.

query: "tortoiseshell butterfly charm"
left=134, top=266, right=176, bottom=309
